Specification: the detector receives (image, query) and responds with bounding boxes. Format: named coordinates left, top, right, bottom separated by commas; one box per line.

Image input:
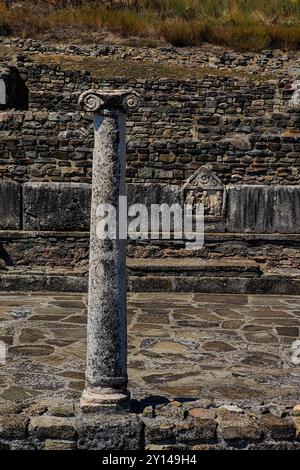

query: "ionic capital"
left=78, top=89, right=140, bottom=114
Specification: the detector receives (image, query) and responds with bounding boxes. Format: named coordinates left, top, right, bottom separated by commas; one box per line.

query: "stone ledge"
left=2, top=230, right=300, bottom=241
left=1, top=269, right=300, bottom=294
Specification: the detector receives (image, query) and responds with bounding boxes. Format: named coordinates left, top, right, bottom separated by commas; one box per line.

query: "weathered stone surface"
left=0, top=441, right=9, bottom=449
left=29, top=416, right=76, bottom=440
left=9, top=345, right=54, bottom=356
left=23, top=403, right=48, bottom=417
left=225, top=186, right=300, bottom=233
left=260, top=414, right=295, bottom=440
left=218, top=411, right=261, bottom=441
left=175, top=419, right=217, bottom=442
left=79, top=89, right=140, bottom=407
left=144, top=418, right=175, bottom=441
left=189, top=408, right=216, bottom=420
left=76, top=412, right=142, bottom=450
left=0, top=181, right=21, bottom=230
left=23, top=182, right=91, bottom=231
left=43, top=439, right=76, bottom=450
left=0, top=415, right=28, bottom=439
left=294, top=417, right=300, bottom=438
left=0, top=401, right=22, bottom=416
left=47, top=400, right=75, bottom=417
left=128, top=183, right=180, bottom=212
left=293, top=405, right=300, bottom=417
left=218, top=405, right=244, bottom=414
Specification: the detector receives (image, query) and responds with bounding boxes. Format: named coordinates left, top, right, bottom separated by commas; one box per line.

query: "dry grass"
left=160, top=19, right=208, bottom=47
left=208, top=25, right=271, bottom=52
left=0, top=0, right=300, bottom=50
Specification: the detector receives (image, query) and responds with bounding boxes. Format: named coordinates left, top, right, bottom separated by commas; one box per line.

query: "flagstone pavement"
left=0, top=292, right=299, bottom=407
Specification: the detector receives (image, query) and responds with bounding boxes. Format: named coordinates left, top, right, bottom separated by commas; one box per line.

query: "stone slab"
left=0, top=181, right=21, bottom=230
left=76, top=412, right=142, bottom=450
left=23, top=182, right=91, bottom=231
left=225, top=185, right=300, bottom=233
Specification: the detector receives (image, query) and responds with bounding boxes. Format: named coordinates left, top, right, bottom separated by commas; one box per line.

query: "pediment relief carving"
left=182, top=166, right=224, bottom=218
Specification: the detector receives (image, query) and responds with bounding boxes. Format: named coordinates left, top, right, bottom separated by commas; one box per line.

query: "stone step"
left=0, top=261, right=300, bottom=294
left=127, top=258, right=261, bottom=277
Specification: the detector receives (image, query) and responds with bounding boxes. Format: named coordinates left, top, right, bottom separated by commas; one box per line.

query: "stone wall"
left=1, top=45, right=300, bottom=290
left=0, top=398, right=300, bottom=450
left=0, top=54, right=299, bottom=186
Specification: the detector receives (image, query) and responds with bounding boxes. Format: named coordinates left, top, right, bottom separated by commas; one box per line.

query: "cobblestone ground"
left=0, top=292, right=299, bottom=407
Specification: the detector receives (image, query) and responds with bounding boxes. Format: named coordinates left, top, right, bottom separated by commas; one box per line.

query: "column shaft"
left=86, top=109, right=127, bottom=393
left=78, top=89, right=140, bottom=410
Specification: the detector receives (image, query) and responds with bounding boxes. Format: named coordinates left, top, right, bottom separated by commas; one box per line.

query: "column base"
left=80, top=387, right=130, bottom=412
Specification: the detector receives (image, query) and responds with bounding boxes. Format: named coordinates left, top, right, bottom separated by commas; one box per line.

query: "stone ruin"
left=1, top=46, right=300, bottom=449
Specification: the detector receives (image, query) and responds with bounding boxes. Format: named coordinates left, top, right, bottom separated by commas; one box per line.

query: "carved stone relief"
left=183, top=166, right=224, bottom=218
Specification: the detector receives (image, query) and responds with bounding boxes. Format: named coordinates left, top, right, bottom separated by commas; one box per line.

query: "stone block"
left=144, top=418, right=175, bottom=442
left=175, top=418, right=217, bottom=442
left=23, top=182, right=91, bottom=231
left=0, top=181, right=21, bottom=230
left=127, top=183, right=180, bottom=208
left=260, top=414, right=295, bottom=440
left=76, top=412, right=142, bottom=450
left=225, top=185, right=300, bottom=233
left=29, top=416, right=76, bottom=440
left=189, top=408, right=216, bottom=420
left=127, top=183, right=181, bottom=233
left=0, top=415, right=28, bottom=439
left=44, top=439, right=76, bottom=450
left=218, top=411, right=261, bottom=442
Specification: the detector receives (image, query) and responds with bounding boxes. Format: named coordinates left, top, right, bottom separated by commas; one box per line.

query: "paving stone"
left=0, top=402, right=22, bottom=415
left=23, top=403, right=48, bottom=417
left=244, top=331, right=278, bottom=344
left=276, top=327, right=299, bottom=337
left=202, top=341, right=236, bottom=352
left=9, top=345, right=55, bottom=356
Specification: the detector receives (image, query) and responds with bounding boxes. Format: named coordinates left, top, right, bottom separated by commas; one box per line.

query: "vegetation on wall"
left=0, top=0, right=300, bottom=50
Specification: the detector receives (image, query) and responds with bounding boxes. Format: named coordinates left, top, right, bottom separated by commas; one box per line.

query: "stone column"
left=78, top=89, right=140, bottom=409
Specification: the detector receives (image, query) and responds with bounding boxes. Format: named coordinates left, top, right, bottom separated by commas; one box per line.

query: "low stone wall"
left=1, top=37, right=299, bottom=75
left=0, top=399, right=299, bottom=450
left=1, top=42, right=300, bottom=291
left=2, top=180, right=300, bottom=234
left=1, top=180, right=300, bottom=278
